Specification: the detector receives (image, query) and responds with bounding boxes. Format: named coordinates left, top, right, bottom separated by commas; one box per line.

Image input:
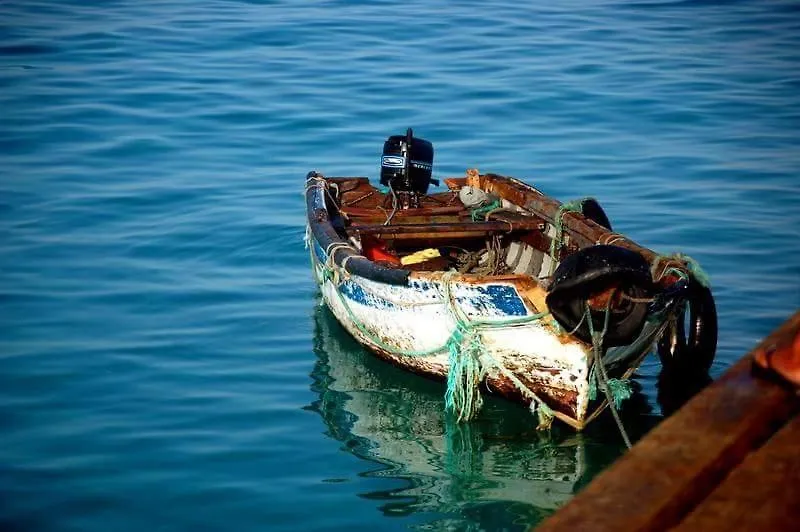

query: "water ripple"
left=1, top=1, right=798, bottom=531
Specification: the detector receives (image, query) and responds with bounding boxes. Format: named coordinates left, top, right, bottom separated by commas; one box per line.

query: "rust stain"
left=311, top=170, right=681, bottom=429
left=361, top=332, right=583, bottom=422
left=587, top=284, right=623, bottom=310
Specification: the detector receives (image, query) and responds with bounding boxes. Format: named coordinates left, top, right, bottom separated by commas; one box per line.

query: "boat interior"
left=322, top=175, right=570, bottom=284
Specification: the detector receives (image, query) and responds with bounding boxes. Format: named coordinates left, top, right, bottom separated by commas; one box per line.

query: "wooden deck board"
left=535, top=312, right=800, bottom=532
left=672, top=415, right=800, bottom=531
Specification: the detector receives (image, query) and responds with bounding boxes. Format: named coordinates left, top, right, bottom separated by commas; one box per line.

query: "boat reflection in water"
left=307, top=303, right=608, bottom=526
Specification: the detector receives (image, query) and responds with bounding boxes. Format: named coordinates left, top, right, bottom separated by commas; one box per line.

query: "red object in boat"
left=361, top=236, right=401, bottom=266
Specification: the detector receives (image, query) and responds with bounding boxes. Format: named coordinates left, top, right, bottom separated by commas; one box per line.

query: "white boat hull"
left=311, top=241, right=594, bottom=425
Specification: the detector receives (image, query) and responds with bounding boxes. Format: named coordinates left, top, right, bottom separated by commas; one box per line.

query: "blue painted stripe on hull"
left=311, top=236, right=529, bottom=317
left=468, top=285, right=528, bottom=316
left=339, top=280, right=396, bottom=309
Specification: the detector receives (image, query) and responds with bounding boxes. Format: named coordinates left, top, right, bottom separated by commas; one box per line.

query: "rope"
left=383, top=182, right=399, bottom=225
left=437, top=273, right=554, bottom=424
left=324, top=242, right=359, bottom=284
left=445, top=320, right=485, bottom=421
left=651, top=253, right=710, bottom=288
left=305, top=174, right=349, bottom=221
left=547, top=199, right=587, bottom=277
left=586, top=300, right=633, bottom=449
left=341, top=190, right=375, bottom=207
left=676, top=254, right=710, bottom=288
left=470, top=199, right=502, bottom=221
left=319, top=260, right=556, bottom=423
left=340, top=253, right=364, bottom=272
left=598, top=232, right=626, bottom=246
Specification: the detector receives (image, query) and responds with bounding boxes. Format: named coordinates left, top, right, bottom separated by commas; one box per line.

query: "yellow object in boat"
left=401, top=248, right=441, bottom=265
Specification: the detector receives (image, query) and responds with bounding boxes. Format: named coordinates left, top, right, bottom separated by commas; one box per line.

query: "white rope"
left=324, top=242, right=357, bottom=285
left=383, top=182, right=399, bottom=226
left=306, top=174, right=349, bottom=221
left=598, top=232, right=625, bottom=246
left=340, top=253, right=365, bottom=272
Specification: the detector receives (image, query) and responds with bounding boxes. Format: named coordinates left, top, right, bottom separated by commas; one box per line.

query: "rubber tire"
left=546, top=245, right=653, bottom=347
left=580, top=198, right=612, bottom=231
left=657, top=279, right=717, bottom=373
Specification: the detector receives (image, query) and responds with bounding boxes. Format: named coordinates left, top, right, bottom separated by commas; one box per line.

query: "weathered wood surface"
left=348, top=220, right=542, bottom=236
left=672, top=414, right=800, bottom=531
left=535, top=311, right=800, bottom=532
left=478, top=173, right=687, bottom=281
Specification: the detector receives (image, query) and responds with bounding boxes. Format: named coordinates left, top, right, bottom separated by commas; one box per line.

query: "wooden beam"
left=671, top=414, right=800, bottom=531
left=342, top=205, right=465, bottom=218
left=535, top=312, right=800, bottom=532
left=348, top=219, right=543, bottom=236
left=479, top=174, right=687, bottom=280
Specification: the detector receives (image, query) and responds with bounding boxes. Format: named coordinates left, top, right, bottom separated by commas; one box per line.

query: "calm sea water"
left=2, top=1, right=798, bottom=530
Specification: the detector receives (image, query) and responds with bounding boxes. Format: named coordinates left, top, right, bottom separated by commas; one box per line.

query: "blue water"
left=2, top=1, right=798, bottom=530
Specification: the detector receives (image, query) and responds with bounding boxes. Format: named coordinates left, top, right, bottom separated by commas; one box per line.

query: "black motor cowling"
left=380, top=128, right=434, bottom=195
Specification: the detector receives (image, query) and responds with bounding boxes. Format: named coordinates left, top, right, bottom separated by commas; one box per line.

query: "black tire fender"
left=580, top=198, right=612, bottom=231
left=546, top=245, right=654, bottom=347
left=657, top=277, right=718, bottom=372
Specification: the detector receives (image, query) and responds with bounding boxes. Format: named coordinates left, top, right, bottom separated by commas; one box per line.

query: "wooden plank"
left=342, top=205, right=465, bottom=218
left=348, top=220, right=543, bottom=236
left=444, top=177, right=467, bottom=190
left=479, top=174, right=687, bottom=283
left=672, top=415, right=800, bottom=531
left=358, top=231, right=489, bottom=241
left=535, top=312, right=800, bottom=532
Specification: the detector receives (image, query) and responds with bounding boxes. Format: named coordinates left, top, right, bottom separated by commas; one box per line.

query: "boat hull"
left=310, top=239, right=594, bottom=425
left=303, top=170, right=703, bottom=430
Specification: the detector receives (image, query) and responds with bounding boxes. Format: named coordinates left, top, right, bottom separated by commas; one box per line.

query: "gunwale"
left=305, top=170, right=691, bottom=429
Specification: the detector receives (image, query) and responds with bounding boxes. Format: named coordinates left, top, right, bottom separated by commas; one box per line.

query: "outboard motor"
left=380, top=128, right=436, bottom=209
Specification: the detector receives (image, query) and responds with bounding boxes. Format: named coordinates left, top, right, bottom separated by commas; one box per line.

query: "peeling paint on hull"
left=311, top=247, right=596, bottom=425
left=304, top=171, right=703, bottom=430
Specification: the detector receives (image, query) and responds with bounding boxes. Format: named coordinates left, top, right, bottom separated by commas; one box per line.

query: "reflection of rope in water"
left=308, top=305, right=589, bottom=517
left=318, top=250, right=558, bottom=426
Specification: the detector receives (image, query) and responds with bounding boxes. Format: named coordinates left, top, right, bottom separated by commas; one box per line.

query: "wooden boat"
left=305, top=130, right=717, bottom=430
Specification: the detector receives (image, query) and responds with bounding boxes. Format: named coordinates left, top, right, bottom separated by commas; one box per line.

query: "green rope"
left=586, top=302, right=633, bottom=449
left=548, top=198, right=587, bottom=276
left=445, top=321, right=485, bottom=422
left=606, top=379, right=633, bottom=410
left=322, top=263, right=552, bottom=422
left=470, top=199, right=502, bottom=221
left=588, top=365, right=597, bottom=401
left=535, top=400, right=555, bottom=431
left=587, top=366, right=631, bottom=410
left=652, top=253, right=711, bottom=288
left=676, top=254, right=711, bottom=288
